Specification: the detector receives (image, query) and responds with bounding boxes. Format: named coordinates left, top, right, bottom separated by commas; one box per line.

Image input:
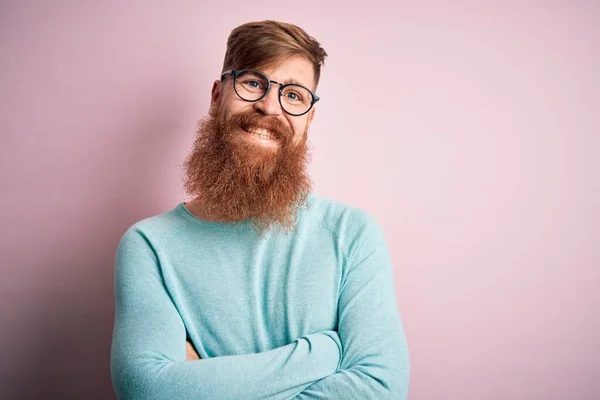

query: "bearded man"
left=110, top=20, right=409, bottom=400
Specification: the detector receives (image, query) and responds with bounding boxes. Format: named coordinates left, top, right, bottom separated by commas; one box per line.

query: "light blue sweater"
left=110, top=195, right=409, bottom=399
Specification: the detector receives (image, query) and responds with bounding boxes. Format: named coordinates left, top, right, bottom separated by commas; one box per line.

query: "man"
left=110, top=20, right=409, bottom=399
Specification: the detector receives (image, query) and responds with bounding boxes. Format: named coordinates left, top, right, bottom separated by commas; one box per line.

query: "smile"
left=246, top=127, right=275, bottom=140
left=241, top=127, right=279, bottom=147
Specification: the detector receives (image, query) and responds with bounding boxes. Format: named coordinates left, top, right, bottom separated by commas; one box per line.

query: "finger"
left=186, top=341, right=200, bottom=361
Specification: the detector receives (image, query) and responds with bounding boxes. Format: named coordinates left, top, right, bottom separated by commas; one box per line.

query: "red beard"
left=183, top=105, right=312, bottom=232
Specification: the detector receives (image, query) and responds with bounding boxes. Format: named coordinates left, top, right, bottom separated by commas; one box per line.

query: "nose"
left=253, top=85, right=282, bottom=116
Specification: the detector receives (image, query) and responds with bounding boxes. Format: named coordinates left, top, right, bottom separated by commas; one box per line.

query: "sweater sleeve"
left=294, top=218, right=410, bottom=399
left=110, top=228, right=342, bottom=400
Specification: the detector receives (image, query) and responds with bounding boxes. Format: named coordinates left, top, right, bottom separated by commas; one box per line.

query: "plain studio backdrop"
left=1, top=1, right=598, bottom=399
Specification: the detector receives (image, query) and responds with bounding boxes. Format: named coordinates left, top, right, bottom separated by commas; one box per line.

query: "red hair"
left=222, top=20, right=328, bottom=87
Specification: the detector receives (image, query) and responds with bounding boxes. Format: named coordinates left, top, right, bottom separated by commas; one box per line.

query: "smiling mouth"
left=243, top=127, right=279, bottom=143
left=246, top=127, right=274, bottom=139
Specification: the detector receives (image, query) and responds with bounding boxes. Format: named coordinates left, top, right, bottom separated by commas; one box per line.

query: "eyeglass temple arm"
left=220, top=70, right=233, bottom=81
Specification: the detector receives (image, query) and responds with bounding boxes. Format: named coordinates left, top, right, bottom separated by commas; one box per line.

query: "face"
left=183, top=55, right=318, bottom=232
left=211, top=55, right=317, bottom=149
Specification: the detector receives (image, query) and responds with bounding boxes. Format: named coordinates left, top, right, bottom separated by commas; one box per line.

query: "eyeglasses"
left=220, top=69, right=320, bottom=116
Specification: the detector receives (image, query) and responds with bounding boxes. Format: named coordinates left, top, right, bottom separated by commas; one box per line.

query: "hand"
left=186, top=340, right=201, bottom=361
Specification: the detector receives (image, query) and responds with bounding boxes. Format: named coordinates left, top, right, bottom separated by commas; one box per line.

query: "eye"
left=239, top=78, right=265, bottom=91
left=285, top=91, right=302, bottom=101
left=242, top=79, right=263, bottom=89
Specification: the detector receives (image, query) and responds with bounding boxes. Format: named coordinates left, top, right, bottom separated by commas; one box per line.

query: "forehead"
left=258, top=55, right=316, bottom=90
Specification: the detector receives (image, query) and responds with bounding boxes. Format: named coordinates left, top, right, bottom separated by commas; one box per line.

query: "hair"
left=222, top=20, right=328, bottom=88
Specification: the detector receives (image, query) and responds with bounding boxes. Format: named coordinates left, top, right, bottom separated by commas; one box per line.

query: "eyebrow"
left=248, top=68, right=316, bottom=90
left=272, top=77, right=303, bottom=86
left=274, top=77, right=317, bottom=92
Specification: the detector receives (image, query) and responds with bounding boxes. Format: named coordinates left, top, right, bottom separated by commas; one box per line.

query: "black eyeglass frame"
left=220, top=69, right=320, bottom=117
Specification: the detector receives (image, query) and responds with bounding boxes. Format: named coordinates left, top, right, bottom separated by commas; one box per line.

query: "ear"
left=211, top=80, right=221, bottom=105
left=307, top=107, right=316, bottom=126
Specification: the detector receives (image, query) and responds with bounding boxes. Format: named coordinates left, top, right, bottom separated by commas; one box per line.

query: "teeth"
left=248, top=128, right=273, bottom=139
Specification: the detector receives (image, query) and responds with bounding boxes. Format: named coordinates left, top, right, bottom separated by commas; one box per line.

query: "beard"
left=183, top=104, right=312, bottom=232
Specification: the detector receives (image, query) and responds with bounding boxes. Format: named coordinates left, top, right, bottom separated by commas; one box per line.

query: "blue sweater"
left=110, top=195, right=409, bottom=399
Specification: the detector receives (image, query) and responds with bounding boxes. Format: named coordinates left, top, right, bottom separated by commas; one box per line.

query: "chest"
left=161, top=237, right=344, bottom=356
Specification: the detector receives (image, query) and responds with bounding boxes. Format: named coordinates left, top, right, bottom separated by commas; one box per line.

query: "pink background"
left=1, top=1, right=599, bottom=399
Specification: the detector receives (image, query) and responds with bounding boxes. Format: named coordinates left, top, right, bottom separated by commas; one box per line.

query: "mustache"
left=224, top=111, right=293, bottom=142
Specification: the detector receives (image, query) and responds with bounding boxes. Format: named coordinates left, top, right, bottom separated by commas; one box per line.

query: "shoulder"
left=303, top=194, right=387, bottom=256
left=117, top=204, right=185, bottom=250
left=305, top=195, right=375, bottom=229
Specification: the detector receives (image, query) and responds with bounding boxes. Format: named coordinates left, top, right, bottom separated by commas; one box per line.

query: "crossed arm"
left=111, top=224, right=409, bottom=399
